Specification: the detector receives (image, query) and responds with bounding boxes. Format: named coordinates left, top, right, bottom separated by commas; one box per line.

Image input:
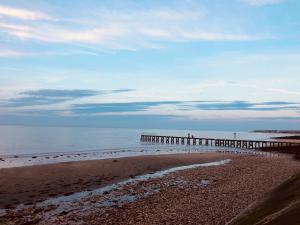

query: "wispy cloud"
left=0, top=4, right=264, bottom=52
left=72, top=101, right=181, bottom=114
left=0, top=89, right=134, bottom=107
left=23, top=89, right=99, bottom=98
left=0, top=89, right=99, bottom=107
left=193, top=101, right=299, bottom=111
left=0, top=46, right=103, bottom=58
left=1, top=94, right=299, bottom=121
left=70, top=100, right=300, bottom=116
left=0, top=21, right=256, bottom=49
left=0, top=49, right=26, bottom=57
left=241, top=0, right=286, bottom=6
left=0, top=5, right=54, bottom=21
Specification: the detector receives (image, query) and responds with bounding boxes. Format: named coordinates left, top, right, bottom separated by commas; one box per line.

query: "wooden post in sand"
left=199, top=139, right=202, bottom=145
left=193, top=138, right=197, bottom=145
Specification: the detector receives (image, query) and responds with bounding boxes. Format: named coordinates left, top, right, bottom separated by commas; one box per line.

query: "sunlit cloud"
left=0, top=1, right=299, bottom=128
left=0, top=20, right=258, bottom=46
left=0, top=5, right=54, bottom=21
left=0, top=4, right=264, bottom=51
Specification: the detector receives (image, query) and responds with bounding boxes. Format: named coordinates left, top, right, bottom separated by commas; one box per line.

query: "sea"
left=0, top=125, right=287, bottom=168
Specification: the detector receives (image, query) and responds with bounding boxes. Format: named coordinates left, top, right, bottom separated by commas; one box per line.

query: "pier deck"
left=140, top=134, right=300, bottom=150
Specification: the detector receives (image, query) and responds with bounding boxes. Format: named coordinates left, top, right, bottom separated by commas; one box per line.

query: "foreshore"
left=0, top=153, right=233, bottom=208
left=1, top=152, right=300, bottom=225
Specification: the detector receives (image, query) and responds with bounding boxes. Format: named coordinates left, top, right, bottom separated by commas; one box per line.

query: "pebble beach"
left=1, top=152, right=300, bottom=225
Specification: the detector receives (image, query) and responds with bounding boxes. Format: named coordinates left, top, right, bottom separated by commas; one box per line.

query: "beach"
left=0, top=153, right=235, bottom=208
left=1, top=0, right=299, bottom=224
left=1, top=152, right=300, bottom=225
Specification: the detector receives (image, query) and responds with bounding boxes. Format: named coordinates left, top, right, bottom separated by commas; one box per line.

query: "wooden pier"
left=140, top=134, right=300, bottom=150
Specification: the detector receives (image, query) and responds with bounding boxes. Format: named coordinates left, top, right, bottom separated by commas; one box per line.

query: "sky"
left=0, top=0, right=300, bottom=131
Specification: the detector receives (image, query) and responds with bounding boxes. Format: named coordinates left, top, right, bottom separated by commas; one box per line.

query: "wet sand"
left=0, top=153, right=233, bottom=208
left=1, top=153, right=300, bottom=225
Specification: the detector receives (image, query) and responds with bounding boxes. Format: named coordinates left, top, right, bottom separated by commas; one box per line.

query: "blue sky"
left=0, top=0, right=300, bottom=130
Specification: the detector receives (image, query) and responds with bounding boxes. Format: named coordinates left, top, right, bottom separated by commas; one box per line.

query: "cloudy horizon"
left=1, top=0, right=300, bottom=130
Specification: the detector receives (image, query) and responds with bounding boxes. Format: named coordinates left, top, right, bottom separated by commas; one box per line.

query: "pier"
left=140, top=134, right=300, bottom=150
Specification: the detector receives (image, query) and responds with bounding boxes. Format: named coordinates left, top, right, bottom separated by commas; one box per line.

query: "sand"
left=0, top=153, right=233, bottom=208
left=229, top=170, right=300, bottom=225
left=1, top=153, right=300, bottom=225
left=86, top=155, right=300, bottom=225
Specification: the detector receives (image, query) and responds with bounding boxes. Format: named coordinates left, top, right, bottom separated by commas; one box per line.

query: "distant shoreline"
left=273, top=135, right=300, bottom=140
left=253, top=130, right=300, bottom=134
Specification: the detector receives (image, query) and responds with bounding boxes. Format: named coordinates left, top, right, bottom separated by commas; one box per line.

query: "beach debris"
left=200, top=179, right=210, bottom=186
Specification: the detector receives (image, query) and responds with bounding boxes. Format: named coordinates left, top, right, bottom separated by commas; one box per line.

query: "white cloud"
left=179, top=31, right=255, bottom=41
left=0, top=44, right=101, bottom=58
left=0, top=22, right=29, bottom=31
left=0, top=20, right=259, bottom=50
left=0, top=49, right=26, bottom=57
left=241, top=0, right=286, bottom=6
left=0, top=5, right=262, bottom=51
left=0, top=5, right=54, bottom=20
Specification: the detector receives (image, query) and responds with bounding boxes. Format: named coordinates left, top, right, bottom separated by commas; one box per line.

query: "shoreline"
left=2, top=152, right=299, bottom=225
left=0, top=147, right=216, bottom=169
left=0, top=147, right=275, bottom=169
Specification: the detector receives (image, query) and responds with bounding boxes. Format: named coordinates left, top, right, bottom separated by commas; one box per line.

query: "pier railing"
left=140, top=134, right=300, bottom=150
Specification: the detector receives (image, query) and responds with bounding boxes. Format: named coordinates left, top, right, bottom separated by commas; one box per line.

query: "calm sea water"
left=0, top=125, right=283, bottom=156
left=0, top=125, right=285, bottom=168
